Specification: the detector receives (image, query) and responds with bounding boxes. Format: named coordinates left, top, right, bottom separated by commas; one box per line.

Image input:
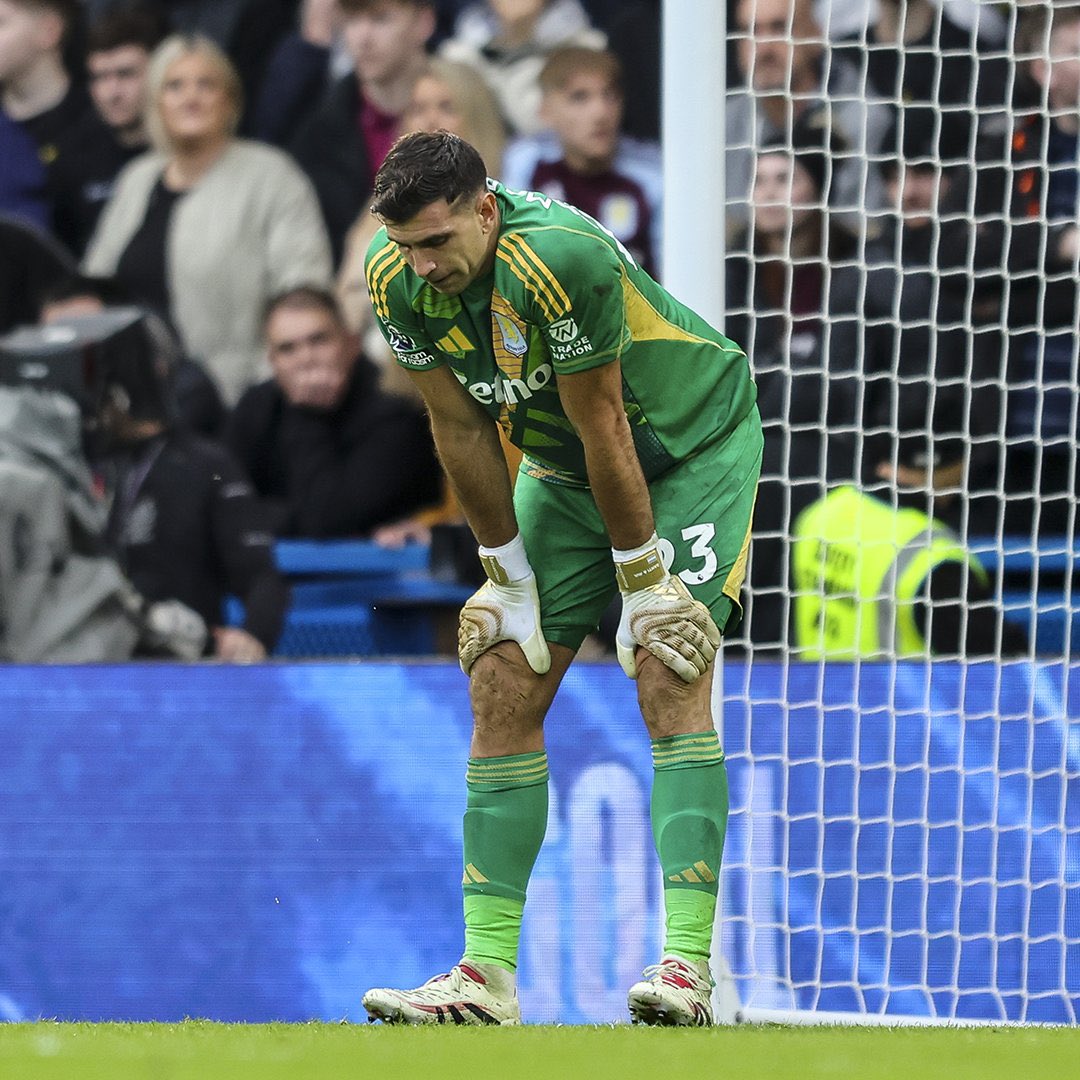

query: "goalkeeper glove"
left=458, top=533, right=551, bottom=676
left=614, top=532, right=721, bottom=683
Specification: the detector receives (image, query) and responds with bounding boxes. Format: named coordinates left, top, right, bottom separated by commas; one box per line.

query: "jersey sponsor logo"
left=493, top=311, right=529, bottom=356
left=548, top=317, right=579, bottom=344
left=398, top=350, right=435, bottom=368
left=385, top=324, right=417, bottom=352
left=549, top=336, right=595, bottom=360
left=455, top=362, right=554, bottom=405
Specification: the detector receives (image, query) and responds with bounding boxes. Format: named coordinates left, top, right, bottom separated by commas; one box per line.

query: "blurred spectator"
left=290, top=0, right=437, bottom=265
left=38, top=271, right=226, bottom=437
left=0, top=103, right=49, bottom=228
left=0, top=0, right=97, bottom=248
left=84, top=33, right=332, bottom=405
left=162, top=0, right=297, bottom=131
left=604, top=0, right=657, bottom=141
left=90, top=308, right=289, bottom=660
left=251, top=0, right=343, bottom=148
left=832, top=0, right=1010, bottom=164
left=865, top=115, right=996, bottom=533
left=336, top=55, right=505, bottom=381
left=50, top=2, right=168, bottom=257
left=0, top=212, right=73, bottom=332
left=725, top=114, right=860, bottom=648
left=790, top=484, right=1028, bottom=659
left=500, top=45, right=661, bottom=277
left=440, top=0, right=604, bottom=136
left=726, top=0, right=891, bottom=229
left=225, top=286, right=442, bottom=539
left=937, top=2, right=1080, bottom=537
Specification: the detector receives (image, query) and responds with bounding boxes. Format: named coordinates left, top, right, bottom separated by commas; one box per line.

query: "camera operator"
left=89, top=310, right=289, bottom=660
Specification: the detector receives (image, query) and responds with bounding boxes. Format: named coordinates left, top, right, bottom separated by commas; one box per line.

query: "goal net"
left=717, top=0, right=1080, bottom=1023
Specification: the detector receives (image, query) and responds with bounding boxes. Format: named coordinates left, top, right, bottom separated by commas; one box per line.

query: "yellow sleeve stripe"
left=497, top=248, right=560, bottom=323
left=367, top=244, right=407, bottom=321
left=507, top=236, right=571, bottom=312
left=498, top=235, right=570, bottom=321
left=505, top=236, right=574, bottom=315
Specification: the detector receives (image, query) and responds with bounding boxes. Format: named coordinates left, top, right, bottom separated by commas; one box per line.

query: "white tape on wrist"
left=478, top=532, right=532, bottom=585
left=612, top=532, right=667, bottom=593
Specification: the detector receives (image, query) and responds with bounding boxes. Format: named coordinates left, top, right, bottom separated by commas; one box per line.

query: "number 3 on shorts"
left=658, top=524, right=718, bottom=586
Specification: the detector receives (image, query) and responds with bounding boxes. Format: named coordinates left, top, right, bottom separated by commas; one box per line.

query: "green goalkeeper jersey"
left=365, top=179, right=757, bottom=487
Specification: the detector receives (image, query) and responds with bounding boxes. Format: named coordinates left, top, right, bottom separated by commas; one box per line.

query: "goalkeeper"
left=361, top=131, right=761, bottom=1027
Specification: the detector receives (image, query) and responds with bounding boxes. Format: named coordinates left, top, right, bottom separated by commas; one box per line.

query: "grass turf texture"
left=0, top=1022, right=1077, bottom=1080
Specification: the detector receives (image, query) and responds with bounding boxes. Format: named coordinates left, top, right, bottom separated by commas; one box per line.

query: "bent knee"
left=636, top=653, right=714, bottom=737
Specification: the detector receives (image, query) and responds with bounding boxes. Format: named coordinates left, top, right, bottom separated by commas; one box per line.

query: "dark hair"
left=37, top=273, right=130, bottom=313
left=263, top=285, right=346, bottom=331
left=338, top=0, right=434, bottom=14
left=87, top=2, right=168, bottom=55
left=758, top=103, right=848, bottom=197
left=371, top=130, right=488, bottom=223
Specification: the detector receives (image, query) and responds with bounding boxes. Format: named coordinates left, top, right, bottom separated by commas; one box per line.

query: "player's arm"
left=406, top=364, right=516, bottom=546
left=546, top=255, right=719, bottom=683
left=557, top=364, right=717, bottom=684
left=407, top=365, right=551, bottom=676
left=555, top=360, right=654, bottom=549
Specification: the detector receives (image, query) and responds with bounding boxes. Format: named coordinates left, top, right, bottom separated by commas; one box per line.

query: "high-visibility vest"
left=791, top=486, right=988, bottom=659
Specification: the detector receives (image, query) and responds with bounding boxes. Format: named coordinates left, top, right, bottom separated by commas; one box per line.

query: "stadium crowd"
left=0, top=0, right=1072, bottom=659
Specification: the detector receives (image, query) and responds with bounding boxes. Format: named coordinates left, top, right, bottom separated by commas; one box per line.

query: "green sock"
left=651, top=731, right=729, bottom=964
left=461, top=751, right=549, bottom=972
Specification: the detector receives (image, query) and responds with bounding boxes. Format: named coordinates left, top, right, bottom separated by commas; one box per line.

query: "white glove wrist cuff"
left=478, top=532, right=532, bottom=585
left=612, top=531, right=667, bottom=592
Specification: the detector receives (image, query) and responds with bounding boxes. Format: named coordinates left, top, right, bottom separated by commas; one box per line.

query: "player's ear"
left=478, top=191, right=499, bottom=234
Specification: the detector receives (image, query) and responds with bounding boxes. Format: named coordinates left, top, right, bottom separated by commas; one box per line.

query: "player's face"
left=88, top=45, right=151, bottom=133
left=158, top=51, right=235, bottom=147
left=342, top=2, right=434, bottom=85
left=265, top=304, right=355, bottom=411
left=752, top=152, right=817, bottom=236
left=382, top=191, right=500, bottom=295
left=541, top=70, right=621, bottom=172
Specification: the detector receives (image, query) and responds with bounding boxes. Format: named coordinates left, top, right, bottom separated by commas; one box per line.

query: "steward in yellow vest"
left=791, top=485, right=990, bottom=659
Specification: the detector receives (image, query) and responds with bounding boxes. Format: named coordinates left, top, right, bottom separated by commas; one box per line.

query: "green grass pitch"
left=0, top=1022, right=1077, bottom=1080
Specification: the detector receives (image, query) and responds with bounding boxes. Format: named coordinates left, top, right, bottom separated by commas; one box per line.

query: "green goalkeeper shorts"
left=514, top=407, right=762, bottom=652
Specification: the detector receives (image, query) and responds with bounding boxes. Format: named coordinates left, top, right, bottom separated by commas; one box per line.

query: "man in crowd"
left=360, top=131, right=761, bottom=1027
left=290, top=0, right=436, bottom=263
left=225, top=285, right=442, bottom=538
left=0, top=0, right=95, bottom=250
left=726, top=0, right=891, bottom=230
left=50, top=3, right=166, bottom=256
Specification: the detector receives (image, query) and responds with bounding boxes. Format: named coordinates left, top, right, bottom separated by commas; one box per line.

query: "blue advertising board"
left=0, top=661, right=1076, bottom=1024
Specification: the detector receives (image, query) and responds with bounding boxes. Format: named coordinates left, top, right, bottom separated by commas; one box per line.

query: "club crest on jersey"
left=385, top=324, right=416, bottom=352
left=493, top=312, right=529, bottom=356
left=548, top=317, right=579, bottom=344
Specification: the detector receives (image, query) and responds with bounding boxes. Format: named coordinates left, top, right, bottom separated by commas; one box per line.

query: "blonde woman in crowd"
left=84, top=34, right=333, bottom=406
left=336, top=56, right=506, bottom=358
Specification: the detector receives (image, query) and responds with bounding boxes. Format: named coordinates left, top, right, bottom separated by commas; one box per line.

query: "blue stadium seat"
left=972, top=535, right=1080, bottom=654
left=228, top=540, right=474, bottom=658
